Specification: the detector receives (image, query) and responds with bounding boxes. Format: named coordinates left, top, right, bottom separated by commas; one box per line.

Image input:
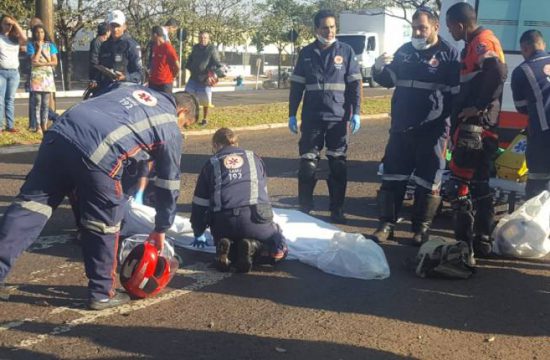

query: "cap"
left=107, top=10, right=126, bottom=26
left=97, top=22, right=109, bottom=35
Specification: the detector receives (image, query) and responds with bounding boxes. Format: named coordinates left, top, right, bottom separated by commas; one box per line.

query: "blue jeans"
left=0, top=69, right=20, bottom=130
left=29, top=92, right=51, bottom=129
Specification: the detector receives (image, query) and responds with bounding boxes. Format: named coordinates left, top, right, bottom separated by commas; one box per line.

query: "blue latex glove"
left=288, top=116, right=298, bottom=134
left=350, top=114, right=361, bottom=134
left=134, top=190, right=144, bottom=205
left=191, top=233, right=208, bottom=248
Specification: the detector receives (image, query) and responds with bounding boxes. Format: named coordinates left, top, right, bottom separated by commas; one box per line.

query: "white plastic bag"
left=316, top=232, right=390, bottom=280
left=118, top=234, right=177, bottom=264
left=492, top=190, right=550, bottom=259
left=121, top=201, right=192, bottom=237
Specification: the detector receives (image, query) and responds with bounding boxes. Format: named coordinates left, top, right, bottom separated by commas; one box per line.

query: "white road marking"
left=15, top=262, right=231, bottom=348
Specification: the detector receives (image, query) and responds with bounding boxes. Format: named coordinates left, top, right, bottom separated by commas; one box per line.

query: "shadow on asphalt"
left=0, top=324, right=414, bottom=360
left=197, top=249, right=550, bottom=338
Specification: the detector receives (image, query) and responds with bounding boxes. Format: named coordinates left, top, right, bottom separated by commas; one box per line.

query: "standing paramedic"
left=288, top=9, right=362, bottom=224
left=0, top=85, right=198, bottom=310
left=511, top=30, right=550, bottom=199
left=370, top=7, right=460, bottom=245
left=445, top=2, right=507, bottom=265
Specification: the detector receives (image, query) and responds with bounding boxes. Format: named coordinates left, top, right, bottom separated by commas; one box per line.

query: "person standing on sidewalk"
left=27, top=24, right=58, bottom=134
left=370, top=7, right=460, bottom=245
left=185, top=30, right=222, bottom=126
left=148, top=25, right=179, bottom=94
left=288, top=9, right=362, bottom=224
left=88, top=22, right=110, bottom=84
left=0, top=15, right=26, bottom=133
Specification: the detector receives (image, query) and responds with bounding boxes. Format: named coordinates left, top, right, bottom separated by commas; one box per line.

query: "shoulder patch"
left=223, top=153, right=244, bottom=169
left=334, top=55, right=344, bottom=65
left=132, top=90, right=158, bottom=107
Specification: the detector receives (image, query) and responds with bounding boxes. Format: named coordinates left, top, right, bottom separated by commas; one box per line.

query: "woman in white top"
left=0, top=15, right=26, bottom=133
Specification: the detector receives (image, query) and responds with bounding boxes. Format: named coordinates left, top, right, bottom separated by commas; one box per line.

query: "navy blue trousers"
left=0, top=132, right=126, bottom=300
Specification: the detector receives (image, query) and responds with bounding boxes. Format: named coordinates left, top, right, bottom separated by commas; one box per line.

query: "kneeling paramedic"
left=371, top=7, right=460, bottom=245
left=0, top=85, right=199, bottom=309
left=511, top=30, right=550, bottom=199
left=445, top=3, right=507, bottom=265
left=288, top=9, right=362, bottom=224
left=190, top=128, right=288, bottom=273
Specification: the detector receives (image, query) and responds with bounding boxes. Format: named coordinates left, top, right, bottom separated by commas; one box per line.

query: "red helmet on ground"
left=120, top=242, right=178, bottom=298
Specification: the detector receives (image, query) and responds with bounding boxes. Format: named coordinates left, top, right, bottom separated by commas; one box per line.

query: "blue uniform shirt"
left=50, top=84, right=182, bottom=232
left=289, top=40, right=362, bottom=122
left=95, top=33, right=143, bottom=87
left=511, top=50, right=550, bottom=135
left=373, top=37, right=461, bottom=132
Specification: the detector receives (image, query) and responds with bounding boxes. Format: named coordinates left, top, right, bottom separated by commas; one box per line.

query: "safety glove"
left=350, top=114, right=361, bottom=134
left=133, top=190, right=144, bottom=205
left=288, top=116, right=298, bottom=134
left=374, top=52, right=393, bottom=71
left=191, top=233, right=208, bottom=248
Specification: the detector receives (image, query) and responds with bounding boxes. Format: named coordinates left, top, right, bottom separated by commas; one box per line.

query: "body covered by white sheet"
left=121, top=202, right=390, bottom=280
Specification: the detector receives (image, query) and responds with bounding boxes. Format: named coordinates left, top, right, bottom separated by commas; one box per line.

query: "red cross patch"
left=132, top=90, right=158, bottom=107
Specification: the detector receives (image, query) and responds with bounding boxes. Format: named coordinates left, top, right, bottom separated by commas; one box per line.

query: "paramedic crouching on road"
left=511, top=30, right=550, bottom=199
left=288, top=9, right=362, bottom=224
left=190, top=128, right=288, bottom=273
left=0, top=86, right=198, bottom=310
left=370, top=7, right=460, bottom=245
left=445, top=2, right=507, bottom=265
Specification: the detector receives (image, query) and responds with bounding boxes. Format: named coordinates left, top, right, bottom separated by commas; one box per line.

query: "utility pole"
left=35, top=0, right=54, bottom=38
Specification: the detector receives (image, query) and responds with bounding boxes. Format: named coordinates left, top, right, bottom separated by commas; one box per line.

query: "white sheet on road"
left=122, top=202, right=390, bottom=280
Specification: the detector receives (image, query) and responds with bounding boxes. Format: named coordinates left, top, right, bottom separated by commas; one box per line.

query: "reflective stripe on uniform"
left=326, top=150, right=346, bottom=158
left=521, top=64, right=549, bottom=131
left=210, top=156, right=223, bottom=212
left=89, top=113, right=178, bottom=166
left=290, top=74, right=306, bottom=84
left=154, top=178, right=180, bottom=191
left=347, top=73, right=362, bottom=82
left=305, top=83, right=346, bottom=92
left=514, top=99, right=528, bottom=107
left=381, top=174, right=410, bottom=181
left=460, top=71, right=481, bottom=83
left=301, top=152, right=318, bottom=160
left=14, top=200, right=52, bottom=218
left=528, top=172, right=550, bottom=180
left=81, top=218, right=121, bottom=234
left=192, top=196, right=210, bottom=207
left=450, top=85, right=460, bottom=94
left=414, top=173, right=443, bottom=191
left=396, top=79, right=453, bottom=92
left=245, top=150, right=259, bottom=205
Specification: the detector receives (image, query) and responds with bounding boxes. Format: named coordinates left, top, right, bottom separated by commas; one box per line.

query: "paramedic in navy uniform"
left=288, top=9, right=362, bottom=224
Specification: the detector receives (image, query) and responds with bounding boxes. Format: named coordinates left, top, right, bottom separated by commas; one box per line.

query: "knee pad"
left=298, top=158, right=318, bottom=181
left=328, top=157, right=347, bottom=180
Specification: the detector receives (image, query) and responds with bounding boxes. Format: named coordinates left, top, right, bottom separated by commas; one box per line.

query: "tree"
left=0, top=0, right=34, bottom=21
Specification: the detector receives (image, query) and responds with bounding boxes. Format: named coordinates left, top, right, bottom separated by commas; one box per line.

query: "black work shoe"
left=411, top=227, right=430, bottom=247
left=88, top=291, right=130, bottom=310
left=372, top=223, right=394, bottom=242
left=330, top=209, right=347, bottom=224
left=474, top=235, right=493, bottom=258
left=200, top=119, right=208, bottom=126
left=215, top=238, right=232, bottom=272
left=236, top=239, right=260, bottom=273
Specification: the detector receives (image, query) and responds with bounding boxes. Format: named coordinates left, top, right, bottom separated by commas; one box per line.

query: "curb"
left=0, top=114, right=389, bottom=155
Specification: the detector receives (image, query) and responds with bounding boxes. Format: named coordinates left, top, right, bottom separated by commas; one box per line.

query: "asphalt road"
left=0, top=121, right=548, bottom=359
left=14, top=87, right=392, bottom=117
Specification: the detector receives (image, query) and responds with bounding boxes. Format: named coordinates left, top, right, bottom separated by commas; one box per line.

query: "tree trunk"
left=277, top=48, right=282, bottom=89
left=63, top=40, right=72, bottom=90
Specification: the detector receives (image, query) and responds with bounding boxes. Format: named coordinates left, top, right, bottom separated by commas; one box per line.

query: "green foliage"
left=0, top=0, right=34, bottom=21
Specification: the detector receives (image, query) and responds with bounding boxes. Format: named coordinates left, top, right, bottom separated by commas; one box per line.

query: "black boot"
left=215, top=238, right=232, bottom=272
left=411, top=194, right=442, bottom=246
left=372, top=190, right=397, bottom=242
left=236, top=238, right=261, bottom=273
left=298, top=158, right=318, bottom=214
left=327, top=157, right=347, bottom=224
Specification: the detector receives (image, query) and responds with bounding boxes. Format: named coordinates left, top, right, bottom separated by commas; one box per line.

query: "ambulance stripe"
left=290, top=75, right=306, bottom=84
left=305, top=83, right=346, bottom=91
left=89, top=113, right=178, bottom=166
left=381, top=174, right=410, bottom=181
left=514, top=99, right=528, bottom=108
left=347, top=73, right=362, bottom=82
left=210, top=156, right=223, bottom=212
left=15, top=200, right=52, bottom=218
left=81, top=218, right=121, bottom=234
left=192, top=196, right=210, bottom=207
left=154, top=178, right=180, bottom=191
left=396, top=79, right=454, bottom=92
left=387, top=68, right=397, bottom=84
left=528, top=173, right=550, bottom=180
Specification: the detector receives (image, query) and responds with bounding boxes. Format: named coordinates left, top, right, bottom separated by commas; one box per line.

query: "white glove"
left=374, top=53, right=393, bottom=70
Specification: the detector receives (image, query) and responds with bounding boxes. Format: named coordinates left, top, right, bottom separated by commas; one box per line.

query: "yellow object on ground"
left=495, top=133, right=528, bottom=182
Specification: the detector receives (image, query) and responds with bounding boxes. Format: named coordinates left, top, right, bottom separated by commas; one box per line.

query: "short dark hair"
left=314, top=9, right=336, bottom=28
left=212, top=128, right=239, bottom=147
left=174, top=91, right=199, bottom=123
left=446, top=2, right=477, bottom=25
left=413, top=6, right=438, bottom=24
left=520, top=29, right=545, bottom=46
left=199, top=30, right=209, bottom=36
left=151, top=25, right=164, bottom=37
left=97, top=22, right=109, bottom=36
left=165, top=18, right=178, bottom=27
